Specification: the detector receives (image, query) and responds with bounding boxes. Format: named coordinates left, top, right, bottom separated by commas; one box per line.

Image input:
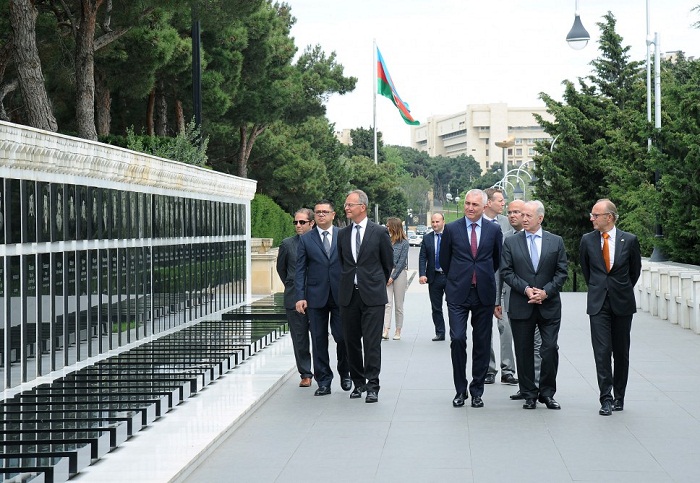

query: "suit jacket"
left=497, top=227, right=518, bottom=309
left=276, top=235, right=301, bottom=309
left=439, top=216, right=503, bottom=306
left=500, top=230, right=568, bottom=320
left=337, top=220, right=393, bottom=307
left=418, top=231, right=442, bottom=284
left=579, top=228, right=641, bottom=316
left=295, top=226, right=341, bottom=308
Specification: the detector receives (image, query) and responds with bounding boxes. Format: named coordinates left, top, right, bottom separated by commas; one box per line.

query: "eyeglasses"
left=589, top=212, right=611, bottom=219
left=314, top=210, right=332, bottom=215
left=344, top=202, right=364, bottom=208
left=293, top=220, right=311, bottom=225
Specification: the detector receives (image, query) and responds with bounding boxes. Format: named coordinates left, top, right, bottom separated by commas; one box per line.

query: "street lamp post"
left=567, top=0, right=667, bottom=261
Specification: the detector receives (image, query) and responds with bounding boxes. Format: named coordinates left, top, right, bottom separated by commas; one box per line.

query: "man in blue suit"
left=295, top=201, right=351, bottom=396
left=439, top=189, right=502, bottom=408
left=418, top=213, right=447, bottom=341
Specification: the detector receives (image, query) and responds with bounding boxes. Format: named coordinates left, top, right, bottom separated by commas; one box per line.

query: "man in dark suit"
left=418, top=212, right=447, bottom=341
left=295, top=201, right=351, bottom=396
left=501, top=200, right=568, bottom=410
left=439, top=189, right=502, bottom=409
left=337, top=189, right=393, bottom=403
left=580, top=198, right=641, bottom=416
left=276, top=208, right=315, bottom=387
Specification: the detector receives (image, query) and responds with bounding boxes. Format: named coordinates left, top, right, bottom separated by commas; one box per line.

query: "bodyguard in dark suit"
left=295, top=201, right=351, bottom=396
left=501, top=200, right=568, bottom=410
left=276, top=208, right=314, bottom=387
left=418, top=213, right=447, bottom=341
left=439, top=189, right=502, bottom=409
left=337, top=190, right=393, bottom=403
left=580, top=199, right=641, bottom=416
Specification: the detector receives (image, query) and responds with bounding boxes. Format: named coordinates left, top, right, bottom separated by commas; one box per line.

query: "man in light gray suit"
left=484, top=188, right=517, bottom=386
left=501, top=200, right=568, bottom=410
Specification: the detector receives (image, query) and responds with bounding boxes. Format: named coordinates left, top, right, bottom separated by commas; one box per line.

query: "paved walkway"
left=179, top=274, right=700, bottom=483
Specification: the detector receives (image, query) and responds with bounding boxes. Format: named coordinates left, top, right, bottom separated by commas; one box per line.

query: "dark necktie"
left=354, top=224, right=361, bottom=260
left=322, top=230, right=330, bottom=256
left=435, top=233, right=442, bottom=271
left=470, top=223, right=477, bottom=284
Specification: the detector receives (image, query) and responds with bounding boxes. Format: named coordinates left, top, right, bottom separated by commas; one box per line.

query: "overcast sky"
left=286, top=0, right=700, bottom=146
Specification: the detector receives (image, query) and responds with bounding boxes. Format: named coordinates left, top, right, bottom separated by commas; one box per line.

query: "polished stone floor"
left=78, top=269, right=700, bottom=483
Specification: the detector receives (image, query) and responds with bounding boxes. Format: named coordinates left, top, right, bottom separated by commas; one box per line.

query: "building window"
left=515, top=138, right=522, bottom=144
left=528, top=147, right=535, bottom=156
left=515, top=148, right=523, bottom=156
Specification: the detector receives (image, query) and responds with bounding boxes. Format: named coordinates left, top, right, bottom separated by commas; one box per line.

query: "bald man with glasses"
left=580, top=199, right=641, bottom=416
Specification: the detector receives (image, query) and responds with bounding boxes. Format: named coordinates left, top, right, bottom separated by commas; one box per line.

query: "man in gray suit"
left=276, top=208, right=315, bottom=387
left=501, top=200, right=568, bottom=410
left=580, top=199, right=641, bottom=416
left=484, top=188, right=517, bottom=386
left=295, top=201, right=351, bottom=396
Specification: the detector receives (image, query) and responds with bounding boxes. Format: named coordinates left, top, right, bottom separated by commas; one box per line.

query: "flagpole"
left=373, top=40, right=379, bottom=222
left=373, top=39, right=378, bottom=166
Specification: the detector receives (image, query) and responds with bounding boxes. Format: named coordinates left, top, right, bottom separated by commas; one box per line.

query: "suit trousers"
left=511, top=306, right=560, bottom=399
left=307, top=293, right=349, bottom=387
left=384, top=270, right=408, bottom=330
left=447, top=287, right=493, bottom=397
left=428, top=274, right=446, bottom=337
left=590, top=296, right=633, bottom=403
left=341, top=288, right=384, bottom=393
left=285, top=308, right=313, bottom=379
left=487, top=310, right=516, bottom=376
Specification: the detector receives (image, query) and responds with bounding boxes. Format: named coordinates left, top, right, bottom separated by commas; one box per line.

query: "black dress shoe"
left=538, top=396, right=561, bottom=410
left=365, top=391, right=378, bottom=403
left=510, top=390, right=525, bottom=400
left=349, top=386, right=365, bottom=399
left=432, top=335, right=445, bottom=341
left=452, top=392, right=467, bottom=407
left=471, top=396, right=484, bottom=408
left=613, top=399, right=624, bottom=411
left=484, top=373, right=496, bottom=384
left=501, top=374, right=518, bottom=385
left=314, top=386, right=331, bottom=396
left=341, top=378, right=352, bottom=391
left=523, top=398, right=537, bottom=409
left=599, top=400, right=613, bottom=416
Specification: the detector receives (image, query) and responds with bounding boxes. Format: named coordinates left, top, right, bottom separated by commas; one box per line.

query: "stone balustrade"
left=636, top=259, right=700, bottom=334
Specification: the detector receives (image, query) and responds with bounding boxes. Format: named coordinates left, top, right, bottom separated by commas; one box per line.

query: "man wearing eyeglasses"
left=295, top=201, right=351, bottom=396
left=337, top=189, right=393, bottom=403
left=277, top=209, right=315, bottom=387
left=580, top=199, right=641, bottom=416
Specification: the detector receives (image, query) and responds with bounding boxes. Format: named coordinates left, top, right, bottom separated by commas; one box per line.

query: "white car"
left=408, top=233, right=423, bottom=247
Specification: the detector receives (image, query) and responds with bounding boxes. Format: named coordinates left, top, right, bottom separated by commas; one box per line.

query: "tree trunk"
left=74, top=0, right=102, bottom=141
left=237, top=123, right=267, bottom=178
left=155, top=84, right=167, bottom=136
left=94, top=68, right=111, bottom=136
left=9, top=0, right=58, bottom=132
left=146, top=88, right=155, bottom=135
left=175, top=99, right=185, bottom=134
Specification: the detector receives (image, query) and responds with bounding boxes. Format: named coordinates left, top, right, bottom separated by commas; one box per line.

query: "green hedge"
left=251, top=194, right=295, bottom=247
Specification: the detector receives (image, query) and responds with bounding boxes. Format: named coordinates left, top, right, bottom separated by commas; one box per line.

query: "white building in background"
left=411, top=103, right=554, bottom=174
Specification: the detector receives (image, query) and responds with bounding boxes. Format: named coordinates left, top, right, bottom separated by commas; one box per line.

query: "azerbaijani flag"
left=376, top=47, right=420, bottom=126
